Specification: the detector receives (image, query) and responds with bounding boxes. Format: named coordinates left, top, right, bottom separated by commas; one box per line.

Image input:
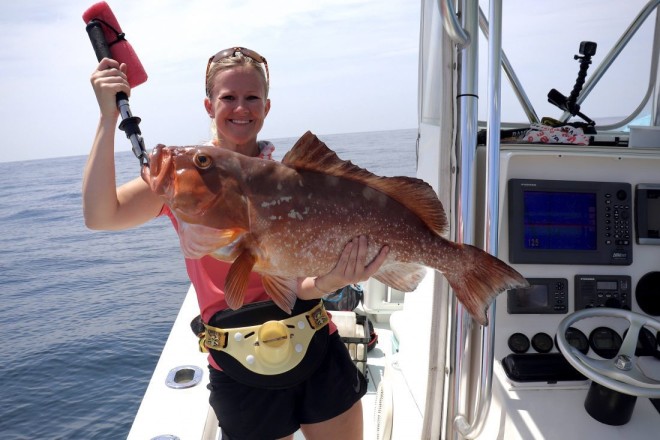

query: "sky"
left=0, top=0, right=420, bottom=163
left=484, top=0, right=654, bottom=127
left=0, top=0, right=653, bottom=163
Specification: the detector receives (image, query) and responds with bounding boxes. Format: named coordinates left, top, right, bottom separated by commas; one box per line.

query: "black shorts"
left=207, top=331, right=367, bottom=440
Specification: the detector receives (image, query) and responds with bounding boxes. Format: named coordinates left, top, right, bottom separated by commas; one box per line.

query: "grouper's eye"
left=193, top=152, right=212, bottom=169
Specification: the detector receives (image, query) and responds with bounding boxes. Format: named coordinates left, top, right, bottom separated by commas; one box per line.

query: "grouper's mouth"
left=142, top=145, right=174, bottom=197
left=141, top=145, right=223, bottom=221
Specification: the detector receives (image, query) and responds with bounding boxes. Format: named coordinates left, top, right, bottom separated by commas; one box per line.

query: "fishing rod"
left=83, top=2, right=149, bottom=168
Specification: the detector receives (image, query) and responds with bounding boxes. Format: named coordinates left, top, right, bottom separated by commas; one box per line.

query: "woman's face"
left=205, top=66, right=270, bottom=153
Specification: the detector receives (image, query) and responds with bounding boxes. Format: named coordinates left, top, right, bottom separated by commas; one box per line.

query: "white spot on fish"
left=261, top=196, right=292, bottom=208
left=288, top=210, right=304, bottom=220
left=269, top=215, right=278, bottom=220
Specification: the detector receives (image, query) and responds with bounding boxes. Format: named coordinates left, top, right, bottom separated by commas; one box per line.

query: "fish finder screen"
left=647, top=190, right=660, bottom=238
left=523, top=191, right=597, bottom=250
left=512, top=284, right=549, bottom=308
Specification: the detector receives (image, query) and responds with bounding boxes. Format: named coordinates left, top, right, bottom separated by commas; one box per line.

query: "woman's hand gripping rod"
left=85, top=20, right=148, bottom=168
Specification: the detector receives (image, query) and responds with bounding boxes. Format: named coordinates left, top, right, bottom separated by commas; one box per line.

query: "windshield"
left=477, top=0, right=656, bottom=129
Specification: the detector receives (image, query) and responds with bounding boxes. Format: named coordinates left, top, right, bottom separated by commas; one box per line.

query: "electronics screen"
left=574, top=275, right=631, bottom=310
left=635, top=184, right=660, bottom=245
left=507, top=278, right=568, bottom=314
left=508, top=179, right=632, bottom=265
left=522, top=190, right=596, bottom=250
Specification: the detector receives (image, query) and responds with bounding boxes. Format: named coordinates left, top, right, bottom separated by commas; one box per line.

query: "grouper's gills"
left=142, top=131, right=527, bottom=325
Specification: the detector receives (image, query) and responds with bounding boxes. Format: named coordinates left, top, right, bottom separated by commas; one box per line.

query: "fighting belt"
left=201, top=299, right=330, bottom=389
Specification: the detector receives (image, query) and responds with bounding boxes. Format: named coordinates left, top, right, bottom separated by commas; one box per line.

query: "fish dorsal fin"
left=282, top=131, right=448, bottom=236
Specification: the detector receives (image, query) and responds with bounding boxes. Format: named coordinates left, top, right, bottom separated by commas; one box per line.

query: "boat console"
left=483, top=144, right=660, bottom=437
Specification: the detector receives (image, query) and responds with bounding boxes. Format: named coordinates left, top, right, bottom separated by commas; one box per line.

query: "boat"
left=128, top=0, right=660, bottom=438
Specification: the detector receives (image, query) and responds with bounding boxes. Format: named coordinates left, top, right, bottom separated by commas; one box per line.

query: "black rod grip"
left=85, top=21, right=130, bottom=115
left=85, top=19, right=146, bottom=166
left=85, top=21, right=112, bottom=61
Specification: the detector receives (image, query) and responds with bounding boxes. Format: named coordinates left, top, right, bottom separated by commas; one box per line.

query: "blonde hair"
left=205, top=52, right=269, bottom=98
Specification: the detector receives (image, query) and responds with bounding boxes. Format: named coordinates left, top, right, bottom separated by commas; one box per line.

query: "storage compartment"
left=332, top=311, right=371, bottom=375
left=502, top=353, right=587, bottom=383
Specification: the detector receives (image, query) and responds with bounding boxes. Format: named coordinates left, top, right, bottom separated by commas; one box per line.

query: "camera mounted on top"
left=547, top=41, right=598, bottom=133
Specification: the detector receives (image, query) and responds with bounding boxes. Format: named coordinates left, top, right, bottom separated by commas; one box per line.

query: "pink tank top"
left=161, top=205, right=270, bottom=322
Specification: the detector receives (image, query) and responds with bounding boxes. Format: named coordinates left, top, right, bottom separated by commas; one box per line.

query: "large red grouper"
left=142, top=131, right=527, bottom=325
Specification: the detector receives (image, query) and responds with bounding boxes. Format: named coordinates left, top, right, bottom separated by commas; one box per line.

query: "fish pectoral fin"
left=225, top=250, right=256, bottom=310
left=178, top=222, right=245, bottom=258
left=373, top=263, right=428, bottom=293
left=261, top=275, right=297, bottom=314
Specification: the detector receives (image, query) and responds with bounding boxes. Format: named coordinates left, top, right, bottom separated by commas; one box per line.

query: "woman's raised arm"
left=83, top=58, right=162, bottom=231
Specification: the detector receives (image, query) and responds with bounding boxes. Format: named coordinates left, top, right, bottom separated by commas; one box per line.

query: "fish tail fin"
left=442, top=243, right=528, bottom=326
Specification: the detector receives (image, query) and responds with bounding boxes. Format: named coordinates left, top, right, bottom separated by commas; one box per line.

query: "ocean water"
left=0, top=128, right=418, bottom=440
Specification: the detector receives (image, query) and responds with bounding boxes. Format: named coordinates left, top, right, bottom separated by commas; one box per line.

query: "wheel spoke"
left=618, top=319, right=643, bottom=358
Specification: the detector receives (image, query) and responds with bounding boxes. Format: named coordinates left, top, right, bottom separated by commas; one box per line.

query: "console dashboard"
left=476, top=146, right=660, bottom=385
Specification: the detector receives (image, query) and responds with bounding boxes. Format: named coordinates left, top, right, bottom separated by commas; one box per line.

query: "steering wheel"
left=556, top=308, right=660, bottom=398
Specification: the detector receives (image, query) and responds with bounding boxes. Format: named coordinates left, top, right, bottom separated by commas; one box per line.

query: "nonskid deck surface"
left=292, top=318, right=394, bottom=440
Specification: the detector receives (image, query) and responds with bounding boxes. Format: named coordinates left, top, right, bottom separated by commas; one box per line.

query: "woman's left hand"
left=314, top=235, right=389, bottom=293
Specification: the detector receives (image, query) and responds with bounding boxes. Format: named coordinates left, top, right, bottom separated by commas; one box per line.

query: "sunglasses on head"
left=205, top=47, right=270, bottom=94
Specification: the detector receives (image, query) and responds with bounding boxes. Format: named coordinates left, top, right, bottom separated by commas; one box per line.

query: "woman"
left=84, top=47, right=388, bottom=440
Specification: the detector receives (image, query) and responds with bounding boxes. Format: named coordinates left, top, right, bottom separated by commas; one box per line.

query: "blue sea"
left=0, top=128, right=418, bottom=440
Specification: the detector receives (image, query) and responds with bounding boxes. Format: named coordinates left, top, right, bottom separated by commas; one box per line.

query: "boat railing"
left=443, top=0, right=479, bottom=436
left=561, top=0, right=660, bottom=129
left=477, top=0, right=660, bottom=130
left=448, top=1, right=503, bottom=438
left=460, top=1, right=504, bottom=438
left=477, top=7, right=538, bottom=124
left=439, top=0, right=471, bottom=48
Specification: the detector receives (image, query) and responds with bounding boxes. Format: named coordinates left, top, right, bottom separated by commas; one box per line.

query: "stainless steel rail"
left=655, top=9, right=660, bottom=126
left=453, top=1, right=502, bottom=438
left=559, top=0, right=660, bottom=127
left=477, top=7, right=539, bottom=124
left=474, top=0, right=659, bottom=128
left=439, top=1, right=478, bottom=438
left=439, top=0, right=471, bottom=47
